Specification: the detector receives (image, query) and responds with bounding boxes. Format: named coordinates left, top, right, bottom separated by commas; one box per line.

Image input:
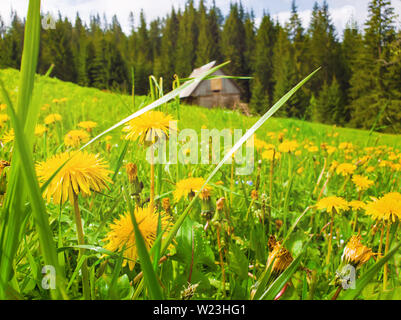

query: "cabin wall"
left=181, top=69, right=242, bottom=109
left=193, top=93, right=240, bottom=109
left=191, top=78, right=240, bottom=97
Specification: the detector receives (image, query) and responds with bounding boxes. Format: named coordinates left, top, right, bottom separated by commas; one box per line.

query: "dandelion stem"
left=326, top=211, right=334, bottom=269
left=383, top=221, right=391, bottom=290
left=150, top=145, right=155, bottom=213
left=72, top=192, right=91, bottom=300
left=216, top=226, right=226, bottom=297
left=331, top=286, right=342, bottom=300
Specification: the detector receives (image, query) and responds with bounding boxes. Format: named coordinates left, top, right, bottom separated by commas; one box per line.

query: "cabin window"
left=211, top=78, right=222, bottom=92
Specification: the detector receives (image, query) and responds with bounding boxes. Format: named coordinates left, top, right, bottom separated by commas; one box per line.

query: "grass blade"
left=160, top=68, right=321, bottom=257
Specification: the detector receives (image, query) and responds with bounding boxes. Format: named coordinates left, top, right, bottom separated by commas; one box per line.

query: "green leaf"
left=229, top=244, right=248, bottom=281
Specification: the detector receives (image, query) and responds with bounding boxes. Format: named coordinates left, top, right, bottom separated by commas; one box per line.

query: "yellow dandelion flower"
left=36, top=150, right=112, bottom=204
left=267, top=132, right=276, bottom=139
left=352, top=175, right=373, bottom=191
left=339, top=142, right=353, bottom=150
left=366, top=166, right=375, bottom=173
left=78, top=121, right=98, bottom=131
left=173, top=177, right=211, bottom=201
left=278, top=139, right=298, bottom=153
left=2, top=129, right=14, bottom=144
left=296, top=166, right=304, bottom=175
left=103, top=207, right=171, bottom=270
left=326, top=146, right=337, bottom=155
left=0, top=113, right=9, bottom=124
left=35, top=124, right=48, bottom=137
left=44, top=113, right=62, bottom=125
left=329, top=160, right=339, bottom=172
left=336, top=163, right=356, bottom=176
left=342, top=235, right=374, bottom=268
left=364, top=192, right=401, bottom=223
left=261, top=149, right=281, bottom=162
left=349, top=200, right=365, bottom=211
left=316, top=196, right=349, bottom=214
left=125, top=163, right=138, bottom=183
left=253, top=136, right=269, bottom=151
left=64, top=129, right=90, bottom=148
left=0, top=104, right=6, bottom=111
left=41, top=103, right=50, bottom=111
left=308, top=145, right=319, bottom=153
left=122, top=111, right=175, bottom=144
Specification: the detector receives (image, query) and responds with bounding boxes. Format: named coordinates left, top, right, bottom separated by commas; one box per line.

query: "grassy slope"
left=1, top=67, right=401, bottom=152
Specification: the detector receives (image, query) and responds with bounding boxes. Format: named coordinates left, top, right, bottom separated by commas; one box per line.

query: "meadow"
left=0, top=1, right=401, bottom=301
left=1, top=65, right=401, bottom=300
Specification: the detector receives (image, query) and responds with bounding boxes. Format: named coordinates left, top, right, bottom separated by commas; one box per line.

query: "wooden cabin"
left=179, top=61, right=242, bottom=109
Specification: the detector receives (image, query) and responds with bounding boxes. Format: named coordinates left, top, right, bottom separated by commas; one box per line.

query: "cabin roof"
left=179, top=61, right=217, bottom=98
left=180, top=61, right=216, bottom=98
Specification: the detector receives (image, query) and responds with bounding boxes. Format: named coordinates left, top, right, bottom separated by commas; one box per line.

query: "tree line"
left=0, top=0, right=400, bottom=132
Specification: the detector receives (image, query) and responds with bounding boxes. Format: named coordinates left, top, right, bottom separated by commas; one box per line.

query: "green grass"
left=1, top=68, right=401, bottom=150
left=1, top=65, right=401, bottom=300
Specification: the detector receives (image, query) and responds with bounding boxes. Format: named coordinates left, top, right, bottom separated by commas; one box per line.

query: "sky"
left=0, top=0, right=400, bottom=36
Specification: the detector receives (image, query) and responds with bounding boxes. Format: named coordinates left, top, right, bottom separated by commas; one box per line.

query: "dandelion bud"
left=126, top=163, right=138, bottom=183
left=162, top=197, right=171, bottom=215
left=106, top=143, right=111, bottom=153
left=181, top=283, right=199, bottom=300
left=0, top=160, right=10, bottom=196
left=275, top=219, right=283, bottom=230
left=251, top=189, right=258, bottom=200
left=216, top=197, right=225, bottom=211
left=200, top=187, right=211, bottom=201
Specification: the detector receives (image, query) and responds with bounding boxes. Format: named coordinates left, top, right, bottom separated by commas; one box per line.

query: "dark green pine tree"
left=196, top=0, right=214, bottom=66
left=281, top=0, right=309, bottom=118
left=159, top=8, right=180, bottom=89
left=242, top=11, right=256, bottom=102
left=307, top=1, right=347, bottom=124
left=341, top=19, right=363, bottom=121
left=134, top=10, right=153, bottom=94
left=208, top=1, right=223, bottom=63
left=0, top=14, right=7, bottom=67
left=306, top=1, right=340, bottom=91
left=272, top=27, right=297, bottom=117
left=39, top=14, right=77, bottom=82
left=0, top=11, right=24, bottom=69
left=221, top=3, right=249, bottom=102
left=349, top=0, right=399, bottom=132
left=176, top=0, right=198, bottom=77
left=314, top=77, right=343, bottom=124
left=72, top=14, right=89, bottom=86
left=250, top=13, right=276, bottom=113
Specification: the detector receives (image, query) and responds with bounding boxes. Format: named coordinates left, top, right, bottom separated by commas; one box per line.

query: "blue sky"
left=1, top=0, right=400, bottom=36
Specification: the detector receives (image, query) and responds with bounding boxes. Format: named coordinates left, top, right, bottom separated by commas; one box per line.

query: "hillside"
left=1, top=68, right=400, bottom=153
